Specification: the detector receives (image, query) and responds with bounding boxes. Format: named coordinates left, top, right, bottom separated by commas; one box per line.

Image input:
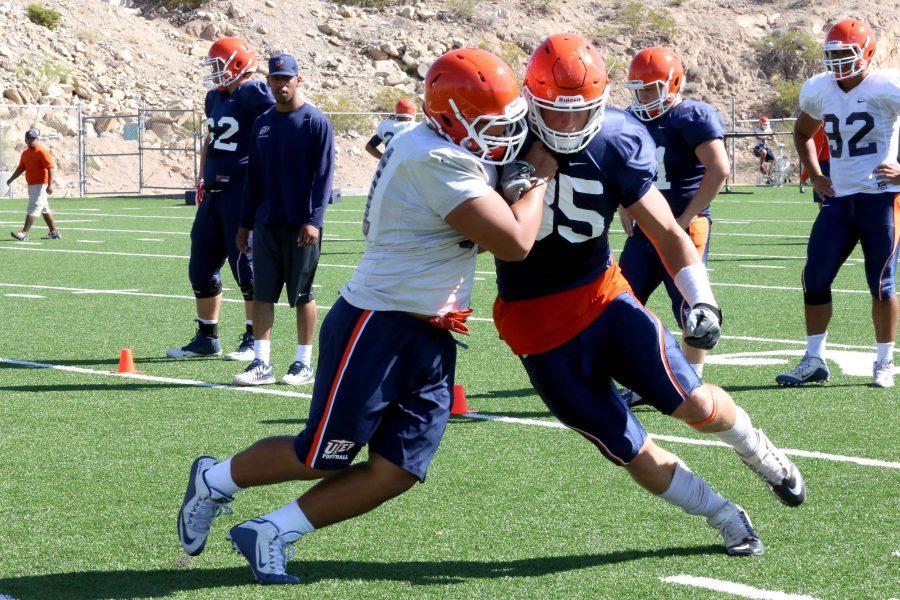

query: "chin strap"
left=427, top=309, right=473, bottom=335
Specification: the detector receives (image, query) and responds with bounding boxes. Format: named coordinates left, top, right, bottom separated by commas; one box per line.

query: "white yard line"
left=659, top=575, right=820, bottom=600
left=0, top=357, right=312, bottom=399
left=740, top=264, right=786, bottom=269
left=136, top=238, right=165, bottom=242
left=2, top=355, right=896, bottom=470
left=0, top=282, right=896, bottom=356
left=3, top=293, right=44, bottom=299
left=464, top=413, right=900, bottom=470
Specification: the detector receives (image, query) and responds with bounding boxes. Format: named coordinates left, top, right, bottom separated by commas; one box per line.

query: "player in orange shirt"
left=5, top=129, right=60, bottom=241
left=798, top=123, right=830, bottom=207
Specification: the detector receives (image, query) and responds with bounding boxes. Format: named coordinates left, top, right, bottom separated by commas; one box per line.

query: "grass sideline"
left=0, top=187, right=897, bottom=599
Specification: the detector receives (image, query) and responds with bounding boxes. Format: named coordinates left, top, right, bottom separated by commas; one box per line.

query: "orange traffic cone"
left=117, top=348, right=137, bottom=374
left=451, top=384, right=469, bottom=415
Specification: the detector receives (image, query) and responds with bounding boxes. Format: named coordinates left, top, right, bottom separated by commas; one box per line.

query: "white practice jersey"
left=374, top=119, right=417, bottom=147
left=800, top=69, right=900, bottom=196
left=753, top=125, right=773, bottom=142
left=341, top=123, right=496, bottom=315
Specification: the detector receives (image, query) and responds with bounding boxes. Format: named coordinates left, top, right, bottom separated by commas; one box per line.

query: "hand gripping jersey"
left=494, top=108, right=657, bottom=355
left=341, top=123, right=497, bottom=315
left=374, top=119, right=418, bottom=148
left=203, top=79, right=275, bottom=188
left=628, top=99, right=725, bottom=217
left=800, top=69, right=900, bottom=196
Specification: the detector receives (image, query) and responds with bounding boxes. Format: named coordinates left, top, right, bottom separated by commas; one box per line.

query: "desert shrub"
left=755, top=29, right=821, bottom=80
left=26, top=4, right=62, bottom=29
left=311, top=92, right=373, bottom=135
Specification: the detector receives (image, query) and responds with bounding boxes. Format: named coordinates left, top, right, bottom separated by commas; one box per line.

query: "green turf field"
left=0, top=187, right=897, bottom=599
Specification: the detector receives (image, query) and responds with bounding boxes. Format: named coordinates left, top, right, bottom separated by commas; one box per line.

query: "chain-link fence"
left=0, top=104, right=81, bottom=198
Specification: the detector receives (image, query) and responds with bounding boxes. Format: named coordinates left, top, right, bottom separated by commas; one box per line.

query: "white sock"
left=659, top=462, right=728, bottom=518
left=204, top=457, right=241, bottom=498
left=197, top=317, right=218, bottom=325
left=876, top=342, right=895, bottom=363
left=246, top=319, right=253, bottom=327
left=714, top=405, right=759, bottom=456
left=690, top=363, right=704, bottom=378
left=263, top=500, right=316, bottom=536
left=295, top=344, right=312, bottom=365
left=806, top=332, right=827, bottom=359
left=254, top=339, right=271, bottom=364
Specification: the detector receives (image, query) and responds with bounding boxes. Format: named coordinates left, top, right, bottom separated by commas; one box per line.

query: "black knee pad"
left=804, top=290, right=832, bottom=305
left=192, top=279, right=222, bottom=299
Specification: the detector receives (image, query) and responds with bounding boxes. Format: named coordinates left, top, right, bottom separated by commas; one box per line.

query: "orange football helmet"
left=625, top=47, right=684, bottom=122
left=203, top=37, right=257, bottom=90
left=823, top=19, right=876, bottom=80
left=523, top=33, right=609, bottom=153
left=423, top=48, right=528, bottom=165
left=395, top=98, right=416, bottom=120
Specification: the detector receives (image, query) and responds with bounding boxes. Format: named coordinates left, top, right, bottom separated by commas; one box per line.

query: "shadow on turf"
left=259, top=418, right=309, bottom=425
left=2, top=356, right=224, bottom=368
left=467, top=388, right=536, bottom=400
left=0, top=545, right=721, bottom=597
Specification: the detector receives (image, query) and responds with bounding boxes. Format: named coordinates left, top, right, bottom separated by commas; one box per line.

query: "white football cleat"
left=281, top=361, right=314, bottom=386
left=224, top=331, right=255, bottom=362
left=233, top=359, right=276, bottom=386
left=738, top=429, right=806, bottom=507
left=707, top=501, right=764, bottom=557
left=177, top=456, right=234, bottom=556
left=228, top=518, right=302, bottom=585
left=872, top=359, right=895, bottom=388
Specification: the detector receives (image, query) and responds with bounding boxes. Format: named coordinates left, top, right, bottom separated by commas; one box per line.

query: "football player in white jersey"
left=176, top=48, right=557, bottom=585
left=777, top=18, right=900, bottom=388
left=364, top=98, right=418, bottom=159
left=753, top=116, right=776, bottom=176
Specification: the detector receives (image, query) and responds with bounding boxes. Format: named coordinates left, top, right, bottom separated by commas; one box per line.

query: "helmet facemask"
left=823, top=41, right=870, bottom=80
left=434, top=96, right=529, bottom=165
left=625, top=72, right=680, bottom=122
left=524, top=87, right=609, bottom=154
left=202, top=50, right=254, bottom=90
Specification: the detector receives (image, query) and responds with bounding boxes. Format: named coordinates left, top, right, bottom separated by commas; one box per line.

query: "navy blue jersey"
left=496, top=108, right=657, bottom=301
left=629, top=99, right=724, bottom=217
left=242, top=103, right=335, bottom=229
left=203, top=79, right=275, bottom=188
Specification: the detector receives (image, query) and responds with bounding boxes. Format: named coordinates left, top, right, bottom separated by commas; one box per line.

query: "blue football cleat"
left=166, top=330, right=222, bottom=359
left=177, top=456, right=234, bottom=556
left=224, top=331, right=255, bottom=362
left=775, top=353, right=829, bottom=386
left=228, top=518, right=302, bottom=585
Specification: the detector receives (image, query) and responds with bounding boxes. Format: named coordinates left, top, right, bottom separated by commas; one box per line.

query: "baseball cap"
left=268, top=54, right=299, bottom=77
left=25, top=128, right=40, bottom=139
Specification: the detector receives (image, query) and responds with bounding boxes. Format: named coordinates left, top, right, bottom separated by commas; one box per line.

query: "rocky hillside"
left=0, top=0, right=898, bottom=190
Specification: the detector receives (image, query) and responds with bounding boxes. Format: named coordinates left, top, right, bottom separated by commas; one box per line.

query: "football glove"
left=500, top=160, right=536, bottom=203
left=684, top=303, right=723, bottom=350
left=195, top=178, right=204, bottom=205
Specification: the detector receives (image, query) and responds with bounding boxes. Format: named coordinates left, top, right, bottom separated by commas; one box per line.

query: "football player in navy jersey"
left=495, top=33, right=805, bottom=557
left=618, top=47, right=730, bottom=402
left=167, top=38, right=275, bottom=361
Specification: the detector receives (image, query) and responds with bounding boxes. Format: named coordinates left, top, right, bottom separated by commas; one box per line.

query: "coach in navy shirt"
left=235, top=53, right=335, bottom=387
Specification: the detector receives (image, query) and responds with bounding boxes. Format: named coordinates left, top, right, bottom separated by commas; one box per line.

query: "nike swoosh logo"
left=179, top=513, right=196, bottom=545
left=787, top=476, right=803, bottom=496
left=856, top=99, right=866, bottom=103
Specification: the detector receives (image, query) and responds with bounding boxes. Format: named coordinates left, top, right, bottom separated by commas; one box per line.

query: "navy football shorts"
left=803, top=191, right=900, bottom=303
left=294, top=296, right=457, bottom=481
left=521, top=292, right=702, bottom=466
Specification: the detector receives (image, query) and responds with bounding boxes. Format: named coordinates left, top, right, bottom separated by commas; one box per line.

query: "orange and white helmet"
left=523, top=33, right=610, bottom=154
left=823, top=19, right=876, bottom=81
left=759, top=116, right=769, bottom=128
left=423, top=48, right=528, bottom=165
left=395, top=98, right=416, bottom=120
left=203, top=37, right=257, bottom=90
left=625, top=47, right=684, bottom=122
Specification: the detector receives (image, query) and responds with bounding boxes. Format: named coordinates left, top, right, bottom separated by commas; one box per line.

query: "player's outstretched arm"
left=630, top=186, right=721, bottom=349
left=444, top=143, right=557, bottom=261
left=794, top=111, right=833, bottom=198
